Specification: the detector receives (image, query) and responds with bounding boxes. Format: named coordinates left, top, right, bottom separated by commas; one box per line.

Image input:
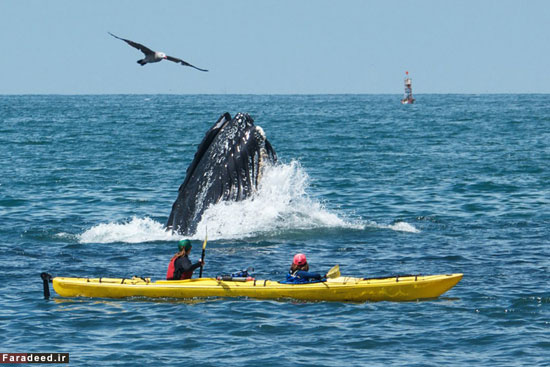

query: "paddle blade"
left=202, top=225, right=208, bottom=250
left=326, top=265, right=340, bottom=279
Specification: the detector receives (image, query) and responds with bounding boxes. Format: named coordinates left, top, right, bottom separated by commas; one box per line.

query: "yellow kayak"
left=50, top=273, right=463, bottom=302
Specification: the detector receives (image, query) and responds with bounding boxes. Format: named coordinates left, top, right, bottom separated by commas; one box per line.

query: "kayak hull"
left=52, top=273, right=462, bottom=302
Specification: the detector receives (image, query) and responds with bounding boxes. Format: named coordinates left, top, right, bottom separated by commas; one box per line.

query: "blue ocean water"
left=0, top=94, right=548, bottom=366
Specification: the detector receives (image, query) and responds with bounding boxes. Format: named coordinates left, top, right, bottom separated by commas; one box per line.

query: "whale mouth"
left=166, top=112, right=277, bottom=235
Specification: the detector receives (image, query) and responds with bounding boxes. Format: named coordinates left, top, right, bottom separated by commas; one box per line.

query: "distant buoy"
left=401, top=71, right=415, bottom=104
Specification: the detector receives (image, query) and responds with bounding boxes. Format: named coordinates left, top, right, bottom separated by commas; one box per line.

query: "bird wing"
left=166, top=55, right=208, bottom=72
left=108, top=32, right=155, bottom=56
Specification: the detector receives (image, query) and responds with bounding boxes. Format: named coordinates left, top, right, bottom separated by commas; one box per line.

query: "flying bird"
left=108, top=32, right=208, bottom=72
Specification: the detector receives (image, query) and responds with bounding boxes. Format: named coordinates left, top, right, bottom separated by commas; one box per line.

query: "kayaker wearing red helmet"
left=286, top=253, right=324, bottom=283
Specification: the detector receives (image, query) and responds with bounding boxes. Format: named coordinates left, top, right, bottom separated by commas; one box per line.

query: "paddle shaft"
left=199, top=248, right=206, bottom=278
left=199, top=232, right=207, bottom=278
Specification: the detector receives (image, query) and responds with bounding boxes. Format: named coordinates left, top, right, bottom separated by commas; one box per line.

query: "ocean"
left=0, top=94, right=548, bottom=366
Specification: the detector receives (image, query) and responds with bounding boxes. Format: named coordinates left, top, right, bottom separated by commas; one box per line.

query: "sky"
left=1, top=0, right=549, bottom=94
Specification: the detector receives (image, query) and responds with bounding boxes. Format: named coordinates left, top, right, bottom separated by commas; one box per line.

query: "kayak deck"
left=52, top=273, right=463, bottom=302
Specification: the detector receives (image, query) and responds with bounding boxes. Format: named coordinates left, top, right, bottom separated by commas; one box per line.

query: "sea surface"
left=0, top=94, right=548, bottom=366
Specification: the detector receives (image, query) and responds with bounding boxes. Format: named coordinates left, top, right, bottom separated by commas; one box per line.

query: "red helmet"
left=293, top=253, right=307, bottom=266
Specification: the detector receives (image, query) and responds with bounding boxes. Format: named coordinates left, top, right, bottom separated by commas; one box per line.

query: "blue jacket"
left=284, top=270, right=323, bottom=284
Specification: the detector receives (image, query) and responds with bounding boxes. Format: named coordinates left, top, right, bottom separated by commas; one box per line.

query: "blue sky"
left=1, top=0, right=549, bottom=94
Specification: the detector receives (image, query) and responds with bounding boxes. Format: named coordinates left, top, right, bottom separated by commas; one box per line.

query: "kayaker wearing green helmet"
left=166, top=239, right=204, bottom=280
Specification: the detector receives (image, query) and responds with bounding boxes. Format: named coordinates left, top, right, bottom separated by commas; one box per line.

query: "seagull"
left=108, top=32, right=208, bottom=72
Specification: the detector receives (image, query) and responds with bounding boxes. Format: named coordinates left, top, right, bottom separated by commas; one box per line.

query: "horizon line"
left=2, top=92, right=549, bottom=96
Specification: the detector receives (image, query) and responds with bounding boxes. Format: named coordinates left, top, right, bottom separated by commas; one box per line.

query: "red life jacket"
left=166, top=255, right=193, bottom=280
left=166, top=256, right=178, bottom=280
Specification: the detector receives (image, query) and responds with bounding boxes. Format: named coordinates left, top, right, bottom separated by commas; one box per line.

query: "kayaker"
left=166, top=239, right=204, bottom=280
left=286, top=253, right=324, bottom=283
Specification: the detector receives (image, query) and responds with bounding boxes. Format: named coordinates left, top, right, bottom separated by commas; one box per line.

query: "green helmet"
left=178, top=239, right=192, bottom=252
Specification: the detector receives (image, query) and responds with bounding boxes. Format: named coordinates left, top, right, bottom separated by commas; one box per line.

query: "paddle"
left=326, top=264, right=340, bottom=279
left=198, top=229, right=207, bottom=278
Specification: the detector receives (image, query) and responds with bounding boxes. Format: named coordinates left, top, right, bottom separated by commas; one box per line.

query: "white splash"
left=385, top=221, right=421, bottom=233
left=194, top=160, right=361, bottom=240
left=76, top=161, right=418, bottom=243
left=79, top=216, right=178, bottom=244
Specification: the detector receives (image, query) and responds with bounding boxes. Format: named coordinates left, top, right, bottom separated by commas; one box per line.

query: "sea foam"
left=77, top=161, right=417, bottom=243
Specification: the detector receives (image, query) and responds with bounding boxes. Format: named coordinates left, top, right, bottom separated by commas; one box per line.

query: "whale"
left=166, top=112, right=277, bottom=235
